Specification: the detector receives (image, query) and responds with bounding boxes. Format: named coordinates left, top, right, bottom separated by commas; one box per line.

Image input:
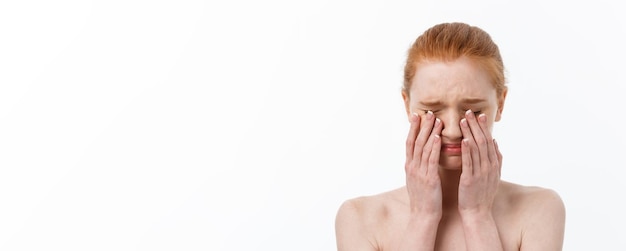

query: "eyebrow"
left=460, top=98, right=488, bottom=104
left=418, top=100, right=444, bottom=107
left=418, top=98, right=487, bottom=107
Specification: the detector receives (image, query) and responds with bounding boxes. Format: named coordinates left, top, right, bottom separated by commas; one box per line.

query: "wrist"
left=409, top=204, right=443, bottom=220
left=459, top=209, right=495, bottom=225
left=408, top=211, right=442, bottom=225
left=405, top=213, right=441, bottom=234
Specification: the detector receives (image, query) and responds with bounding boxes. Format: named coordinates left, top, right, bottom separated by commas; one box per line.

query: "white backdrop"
left=1, top=0, right=625, bottom=250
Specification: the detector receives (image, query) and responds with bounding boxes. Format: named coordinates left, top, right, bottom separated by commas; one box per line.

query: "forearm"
left=396, top=215, right=440, bottom=251
left=461, top=212, right=504, bottom=251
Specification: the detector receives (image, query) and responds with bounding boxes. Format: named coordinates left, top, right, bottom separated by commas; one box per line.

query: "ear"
left=495, top=88, right=507, bottom=122
left=402, top=91, right=411, bottom=121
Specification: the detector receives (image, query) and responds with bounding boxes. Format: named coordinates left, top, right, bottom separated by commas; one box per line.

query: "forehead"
left=410, top=57, right=496, bottom=102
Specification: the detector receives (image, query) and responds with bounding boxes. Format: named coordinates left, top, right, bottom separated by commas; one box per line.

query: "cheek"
left=485, top=116, right=496, bottom=133
left=487, top=122, right=495, bottom=133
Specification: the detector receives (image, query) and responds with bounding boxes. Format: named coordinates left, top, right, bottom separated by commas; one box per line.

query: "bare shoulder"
left=336, top=187, right=405, bottom=229
left=335, top=188, right=405, bottom=251
left=499, top=181, right=565, bottom=213
left=498, top=181, right=566, bottom=250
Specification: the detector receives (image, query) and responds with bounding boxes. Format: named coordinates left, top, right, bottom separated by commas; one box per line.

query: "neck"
left=439, top=168, right=462, bottom=211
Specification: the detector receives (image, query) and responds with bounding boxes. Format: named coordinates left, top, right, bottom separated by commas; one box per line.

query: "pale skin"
left=335, top=57, right=566, bottom=251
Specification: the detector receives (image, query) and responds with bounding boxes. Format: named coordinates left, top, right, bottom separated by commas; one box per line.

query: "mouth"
left=441, top=143, right=462, bottom=155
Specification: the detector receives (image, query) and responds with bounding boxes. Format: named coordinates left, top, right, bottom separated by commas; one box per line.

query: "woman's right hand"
left=405, top=111, right=444, bottom=218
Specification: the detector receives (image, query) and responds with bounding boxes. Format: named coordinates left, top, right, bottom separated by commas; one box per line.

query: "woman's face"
left=403, top=56, right=506, bottom=170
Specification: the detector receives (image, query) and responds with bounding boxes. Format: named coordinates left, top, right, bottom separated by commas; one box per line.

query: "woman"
left=335, top=22, right=566, bottom=250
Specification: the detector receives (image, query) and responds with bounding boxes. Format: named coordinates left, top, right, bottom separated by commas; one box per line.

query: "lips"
left=441, top=143, right=462, bottom=154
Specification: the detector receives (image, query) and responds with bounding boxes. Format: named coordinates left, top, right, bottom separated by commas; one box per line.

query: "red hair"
left=403, top=22, right=507, bottom=97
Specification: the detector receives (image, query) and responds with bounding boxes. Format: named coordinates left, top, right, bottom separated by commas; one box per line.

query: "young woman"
left=335, top=22, right=566, bottom=251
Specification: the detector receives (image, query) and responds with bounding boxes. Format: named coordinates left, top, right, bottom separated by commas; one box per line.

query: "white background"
left=1, top=0, right=624, bottom=250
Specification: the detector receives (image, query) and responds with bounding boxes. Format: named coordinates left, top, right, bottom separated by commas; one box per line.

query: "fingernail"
left=460, top=118, right=468, bottom=127
left=435, top=118, right=441, bottom=126
left=465, top=109, right=472, bottom=116
left=478, top=113, right=487, bottom=122
left=426, top=110, right=434, bottom=119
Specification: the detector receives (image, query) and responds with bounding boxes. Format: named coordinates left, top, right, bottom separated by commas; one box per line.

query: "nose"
left=439, top=110, right=463, bottom=141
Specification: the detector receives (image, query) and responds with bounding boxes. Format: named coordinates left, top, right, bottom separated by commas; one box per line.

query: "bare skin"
left=335, top=57, right=566, bottom=251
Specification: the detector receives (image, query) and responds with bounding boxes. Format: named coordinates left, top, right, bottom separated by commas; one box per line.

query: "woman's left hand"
left=458, top=110, right=503, bottom=216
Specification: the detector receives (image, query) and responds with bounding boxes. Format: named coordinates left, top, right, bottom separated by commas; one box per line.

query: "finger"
left=413, top=110, right=435, bottom=161
left=477, top=113, right=497, bottom=164
left=460, top=118, right=474, bottom=176
left=461, top=138, right=472, bottom=176
left=460, top=116, right=481, bottom=174
left=428, top=134, right=442, bottom=176
left=465, top=110, right=489, bottom=172
left=494, top=138, right=503, bottom=173
left=405, top=113, right=421, bottom=162
left=432, top=117, right=443, bottom=138
left=420, top=118, right=442, bottom=173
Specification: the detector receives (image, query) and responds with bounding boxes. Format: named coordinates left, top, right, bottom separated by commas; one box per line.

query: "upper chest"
left=376, top=208, right=522, bottom=251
